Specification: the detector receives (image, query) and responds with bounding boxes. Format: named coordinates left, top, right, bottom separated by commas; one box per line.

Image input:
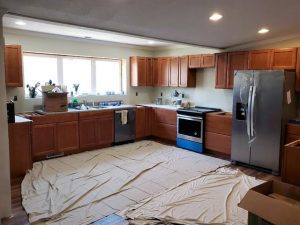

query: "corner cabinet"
left=5, top=45, right=23, bottom=87
left=31, top=113, right=79, bottom=160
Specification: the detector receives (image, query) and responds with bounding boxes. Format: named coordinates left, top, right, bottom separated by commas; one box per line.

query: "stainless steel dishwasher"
left=114, top=108, right=136, bottom=144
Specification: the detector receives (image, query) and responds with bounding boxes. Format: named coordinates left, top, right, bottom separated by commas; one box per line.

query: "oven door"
left=177, top=115, right=203, bottom=143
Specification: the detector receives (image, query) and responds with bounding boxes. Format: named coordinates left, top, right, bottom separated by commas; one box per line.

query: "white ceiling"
left=1, top=0, right=300, bottom=48
left=3, top=15, right=174, bottom=48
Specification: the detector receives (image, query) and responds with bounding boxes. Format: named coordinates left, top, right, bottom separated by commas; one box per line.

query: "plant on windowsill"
left=26, top=82, right=40, bottom=98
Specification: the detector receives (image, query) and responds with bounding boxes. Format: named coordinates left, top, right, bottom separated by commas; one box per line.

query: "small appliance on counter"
left=176, top=106, right=221, bottom=153
left=7, top=100, right=15, bottom=123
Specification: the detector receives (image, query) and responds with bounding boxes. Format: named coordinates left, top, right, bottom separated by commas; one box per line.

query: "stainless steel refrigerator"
left=231, top=70, right=297, bottom=175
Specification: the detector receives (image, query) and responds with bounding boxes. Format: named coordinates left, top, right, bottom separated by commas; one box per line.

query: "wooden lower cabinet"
left=282, top=140, right=300, bottom=186
left=152, top=108, right=177, bottom=141
left=205, top=112, right=232, bottom=155
left=31, top=113, right=79, bottom=160
left=79, top=110, right=114, bottom=150
left=32, top=123, right=57, bottom=158
left=57, top=121, right=79, bottom=153
left=136, top=107, right=146, bottom=139
left=9, top=121, right=32, bottom=178
left=285, top=123, right=300, bottom=144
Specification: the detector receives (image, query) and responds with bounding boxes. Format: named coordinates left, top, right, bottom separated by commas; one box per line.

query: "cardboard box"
left=42, top=92, right=68, bottom=112
left=239, top=180, right=300, bottom=225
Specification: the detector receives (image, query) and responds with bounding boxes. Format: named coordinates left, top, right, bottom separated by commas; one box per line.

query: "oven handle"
left=177, top=115, right=203, bottom=121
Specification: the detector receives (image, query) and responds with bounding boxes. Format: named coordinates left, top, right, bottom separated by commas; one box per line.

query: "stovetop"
left=177, top=106, right=221, bottom=117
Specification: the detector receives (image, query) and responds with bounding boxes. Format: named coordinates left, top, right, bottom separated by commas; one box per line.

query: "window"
left=23, top=54, right=58, bottom=93
left=95, top=59, right=122, bottom=95
left=23, top=53, right=124, bottom=97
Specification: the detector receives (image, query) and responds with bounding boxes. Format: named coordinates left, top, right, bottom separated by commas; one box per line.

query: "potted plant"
left=26, top=82, right=40, bottom=98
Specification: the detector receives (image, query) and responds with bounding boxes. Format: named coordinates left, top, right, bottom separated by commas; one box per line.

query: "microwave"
left=7, top=101, right=15, bottom=123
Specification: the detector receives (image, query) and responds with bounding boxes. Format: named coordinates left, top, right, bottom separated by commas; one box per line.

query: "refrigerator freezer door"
left=249, top=71, right=284, bottom=172
left=231, top=70, right=254, bottom=164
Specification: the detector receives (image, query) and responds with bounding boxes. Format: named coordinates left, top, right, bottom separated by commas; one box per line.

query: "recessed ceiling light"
left=258, top=28, right=269, bottom=34
left=15, top=21, right=26, bottom=26
left=209, top=13, right=223, bottom=21
left=147, top=40, right=155, bottom=44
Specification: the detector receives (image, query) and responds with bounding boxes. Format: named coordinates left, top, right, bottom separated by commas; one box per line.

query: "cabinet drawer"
left=286, top=124, right=300, bottom=136
left=32, top=113, right=78, bottom=124
left=205, top=113, right=232, bottom=136
left=205, top=132, right=231, bottom=155
left=154, top=123, right=176, bottom=141
left=79, top=110, right=113, bottom=119
left=154, top=108, right=177, bottom=126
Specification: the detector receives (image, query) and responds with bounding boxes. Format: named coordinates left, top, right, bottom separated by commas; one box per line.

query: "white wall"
left=0, top=12, right=12, bottom=219
left=4, top=29, right=156, bottom=113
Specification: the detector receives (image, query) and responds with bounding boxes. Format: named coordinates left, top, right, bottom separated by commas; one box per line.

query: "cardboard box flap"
left=239, top=180, right=300, bottom=225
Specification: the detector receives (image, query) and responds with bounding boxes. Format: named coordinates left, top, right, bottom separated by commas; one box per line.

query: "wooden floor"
left=1, top=150, right=280, bottom=225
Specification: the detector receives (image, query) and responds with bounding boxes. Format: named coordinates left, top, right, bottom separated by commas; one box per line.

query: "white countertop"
left=138, top=104, right=180, bottom=111
left=15, top=116, right=32, bottom=123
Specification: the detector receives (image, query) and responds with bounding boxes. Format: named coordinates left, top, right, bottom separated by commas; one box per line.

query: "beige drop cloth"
left=22, top=141, right=234, bottom=224
left=120, top=168, right=263, bottom=225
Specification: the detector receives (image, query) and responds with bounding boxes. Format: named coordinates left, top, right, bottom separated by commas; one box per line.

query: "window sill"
left=24, top=93, right=127, bottom=100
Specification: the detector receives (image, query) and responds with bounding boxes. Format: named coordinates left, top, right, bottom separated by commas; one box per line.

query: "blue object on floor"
left=176, top=138, right=203, bottom=153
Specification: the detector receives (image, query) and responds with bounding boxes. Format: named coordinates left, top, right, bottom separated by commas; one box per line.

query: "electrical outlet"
left=13, top=96, right=18, bottom=101
left=160, top=92, right=163, bottom=97
left=136, top=92, right=138, bottom=96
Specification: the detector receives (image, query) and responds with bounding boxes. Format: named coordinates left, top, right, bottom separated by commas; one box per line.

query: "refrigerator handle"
left=247, top=86, right=253, bottom=138
left=250, top=86, right=256, bottom=137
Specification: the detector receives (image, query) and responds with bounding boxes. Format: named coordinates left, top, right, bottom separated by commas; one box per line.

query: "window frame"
left=23, top=51, right=124, bottom=97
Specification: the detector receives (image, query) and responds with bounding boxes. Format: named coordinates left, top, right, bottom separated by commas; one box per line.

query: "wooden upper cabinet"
left=188, top=55, right=201, bottom=68
left=130, top=56, right=146, bottom=86
left=188, top=54, right=215, bottom=68
left=5, top=45, right=23, bottom=87
left=158, top=57, right=170, bottom=86
left=179, top=56, right=196, bottom=87
left=200, top=54, right=215, bottom=68
left=296, top=48, right=300, bottom=92
left=248, top=49, right=273, bottom=69
left=227, top=51, right=249, bottom=89
left=215, top=53, right=228, bottom=89
left=152, top=58, right=159, bottom=86
left=169, top=57, right=179, bottom=87
left=272, top=48, right=297, bottom=70
left=146, top=58, right=153, bottom=86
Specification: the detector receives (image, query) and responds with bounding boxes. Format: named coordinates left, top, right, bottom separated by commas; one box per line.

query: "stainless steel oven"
left=177, top=114, right=203, bottom=143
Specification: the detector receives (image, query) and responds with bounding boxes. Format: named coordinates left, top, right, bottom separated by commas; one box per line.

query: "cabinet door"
left=136, top=107, right=146, bottom=139
left=179, top=56, right=196, bottom=87
left=146, top=58, right=153, bottom=86
left=32, top=124, right=57, bottom=157
left=97, top=115, right=114, bottom=145
left=79, top=119, right=97, bottom=149
left=152, top=58, right=159, bottom=86
left=9, top=122, right=32, bottom=178
left=57, top=121, right=79, bottom=153
left=169, top=57, right=179, bottom=87
left=248, top=49, right=273, bottom=69
left=272, top=48, right=297, bottom=70
left=215, top=53, right=228, bottom=89
left=188, top=55, right=201, bottom=68
left=145, top=107, right=154, bottom=136
left=227, top=51, right=248, bottom=89
left=200, top=54, right=215, bottom=68
left=137, top=57, right=147, bottom=86
left=5, top=45, right=23, bottom=87
left=158, top=57, right=170, bottom=86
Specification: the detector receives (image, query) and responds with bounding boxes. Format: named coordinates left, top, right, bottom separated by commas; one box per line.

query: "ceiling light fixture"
left=147, top=40, right=155, bottom=44
left=258, top=28, right=269, bottom=34
left=209, top=13, right=223, bottom=21
left=15, top=21, right=26, bottom=26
